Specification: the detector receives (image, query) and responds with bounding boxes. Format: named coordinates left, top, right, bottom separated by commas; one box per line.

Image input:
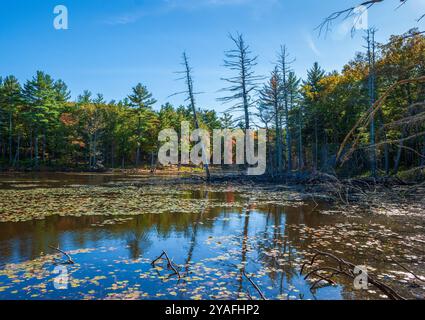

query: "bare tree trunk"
left=30, top=131, right=33, bottom=161
left=93, top=133, right=97, bottom=169
left=395, top=85, right=414, bottom=175
left=394, top=138, right=404, bottom=175
left=279, top=46, right=293, bottom=173
left=111, top=142, right=115, bottom=168
left=298, top=110, right=303, bottom=170
left=34, top=129, right=39, bottom=168
left=42, top=128, right=46, bottom=163
left=275, top=103, right=283, bottom=175
left=182, top=53, right=210, bottom=180
left=150, top=151, right=155, bottom=173
left=367, top=29, right=377, bottom=178
left=314, top=116, right=318, bottom=172
left=266, top=128, right=273, bottom=177
left=8, top=112, right=12, bottom=165
left=378, top=109, right=390, bottom=175
left=321, top=140, right=328, bottom=172
left=136, top=115, right=141, bottom=167
left=89, top=135, right=93, bottom=169
left=12, top=135, right=20, bottom=167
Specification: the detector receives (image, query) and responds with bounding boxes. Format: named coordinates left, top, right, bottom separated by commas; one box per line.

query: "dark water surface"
left=0, top=173, right=422, bottom=300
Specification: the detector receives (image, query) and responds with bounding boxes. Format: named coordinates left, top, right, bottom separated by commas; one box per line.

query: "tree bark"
left=8, top=112, right=12, bottom=165
left=298, top=110, right=303, bottom=170
left=136, top=114, right=141, bottom=166
left=314, top=116, right=318, bottom=172
left=275, top=103, right=283, bottom=175
left=12, top=135, right=20, bottom=167
left=34, top=129, right=39, bottom=168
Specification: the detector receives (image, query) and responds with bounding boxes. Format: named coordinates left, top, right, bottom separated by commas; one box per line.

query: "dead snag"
left=300, top=250, right=405, bottom=300
left=49, top=245, right=74, bottom=265
left=152, top=250, right=181, bottom=279
left=243, top=271, right=266, bottom=300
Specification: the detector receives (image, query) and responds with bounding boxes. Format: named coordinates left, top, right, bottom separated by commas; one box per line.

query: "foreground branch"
left=243, top=271, right=267, bottom=300
left=152, top=250, right=181, bottom=279
left=49, top=245, right=74, bottom=265
left=301, top=250, right=405, bottom=300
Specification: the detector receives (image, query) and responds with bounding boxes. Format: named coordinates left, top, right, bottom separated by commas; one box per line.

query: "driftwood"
left=243, top=270, right=267, bottom=300
left=301, top=250, right=405, bottom=300
left=152, top=250, right=181, bottom=279
left=49, top=245, right=74, bottom=265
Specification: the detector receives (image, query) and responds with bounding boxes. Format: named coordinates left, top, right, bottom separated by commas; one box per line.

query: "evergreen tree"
left=302, top=62, right=325, bottom=171
left=0, top=75, right=22, bottom=164
left=128, top=83, right=157, bottom=166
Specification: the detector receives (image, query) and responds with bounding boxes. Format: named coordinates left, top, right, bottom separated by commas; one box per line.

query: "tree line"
left=0, top=28, right=424, bottom=178
left=0, top=73, right=222, bottom=170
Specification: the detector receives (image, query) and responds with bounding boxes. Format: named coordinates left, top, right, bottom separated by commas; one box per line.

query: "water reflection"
left=0, top=175, right=416, bottom=300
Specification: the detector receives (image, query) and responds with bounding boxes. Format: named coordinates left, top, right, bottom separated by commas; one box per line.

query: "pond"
left=0, top=173, right=423, bottom=300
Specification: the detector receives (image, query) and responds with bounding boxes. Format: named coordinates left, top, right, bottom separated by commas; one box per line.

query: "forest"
left=1, top=28, right=424, bottom=181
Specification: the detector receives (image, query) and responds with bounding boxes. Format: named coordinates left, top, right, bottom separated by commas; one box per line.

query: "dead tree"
left=173, top=52, right=211, bottom=181
left=365, top=28, right=378, bottom=177
left=218, top=33, right=262, bottom=131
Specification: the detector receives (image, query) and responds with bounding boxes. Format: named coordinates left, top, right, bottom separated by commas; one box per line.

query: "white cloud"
left=306, top=34, right=321, bottom=56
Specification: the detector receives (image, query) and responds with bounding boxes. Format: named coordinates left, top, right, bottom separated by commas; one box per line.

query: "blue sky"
left=0, top=0, right=424, bottom=113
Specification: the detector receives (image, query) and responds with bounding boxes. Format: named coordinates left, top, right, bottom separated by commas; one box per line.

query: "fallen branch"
left=152, top=250, right=181, bottom=279
left=243, top=271, right=266, bottom=300
left=301, top=250, right=405, bottom=300
left=49, top=245, right=74, bottom=265
left=389, top=257, right=425, bottom=283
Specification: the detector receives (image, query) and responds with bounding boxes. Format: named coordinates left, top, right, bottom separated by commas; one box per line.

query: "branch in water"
left=301, top=250, right=405, bottom=300
left=152, top=250, right=181, bottom=279
left=243, top=270, right=267, bottom=300
left=49, top=245, right=74, bottom=265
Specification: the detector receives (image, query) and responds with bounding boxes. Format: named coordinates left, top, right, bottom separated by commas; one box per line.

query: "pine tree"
left=260, top=67, right=283, bottom=175
left=287, top=71, right=302, bottom=170
left=128, top=83, right=157, bottom=166
left=23, top=71, right=59, bottom=167
left=278, top=46, right=295, bottom=172
left=0, top=76, right=22, bottom=164
left=302, top=62, right=325, bottom=171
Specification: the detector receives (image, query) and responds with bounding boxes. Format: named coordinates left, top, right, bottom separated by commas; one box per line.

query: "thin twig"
left=389, top=257, right=425, bottom=283
left=152, top=250, right=181, bottom=279
left=49, top=245, right=74, bottom=265
left=301, top=250, right=405, bottom=300
left=243, top=271, right=267, bottom=300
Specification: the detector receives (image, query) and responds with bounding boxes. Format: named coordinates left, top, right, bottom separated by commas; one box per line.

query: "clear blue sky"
left=1, top=0, right=424, bottom=113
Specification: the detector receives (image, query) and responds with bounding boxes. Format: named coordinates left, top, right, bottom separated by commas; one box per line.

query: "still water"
left=0, top=173, right=422, bottom=300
